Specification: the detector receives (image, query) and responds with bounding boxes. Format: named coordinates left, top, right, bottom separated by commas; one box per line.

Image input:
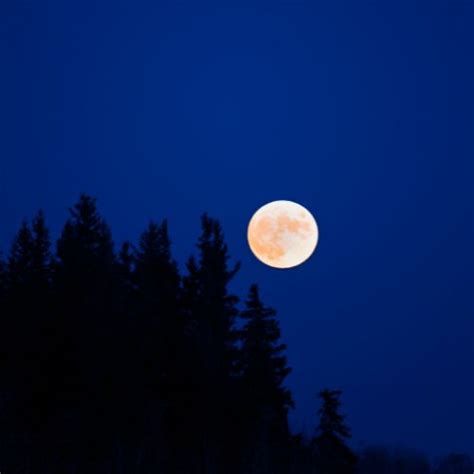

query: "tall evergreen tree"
left=54, top=194, right=119, bottom=472
left=311, top=389, right=357, bottom=474
left=133, top=220, right=182, bottom=471
left=134, top=220, right=181, bottom=393
left=31, top=210, right=52, bottom=292
left=240, top=284, right=292, bottom=411
left=182, top=214, right=240, bottom=474
left=239, top=284, right=293, bottom=474
left=8, top=220, right=34, bottom=292
left=2, top=213, right=55, bottom=471
left=0, top=252, right=5, bottom=385
left=56, top=194, right=115, bottom=294
left=6, top=220, right=35, bottom=365
left=192, top=214, right=240, bottom=378
left=0, top=253, right=5, bottom=323
left=0, top=252, right=5, bottom=296
left=135, top=220, right=180, bottom=319
left=317, top=389, right=350, bottom=440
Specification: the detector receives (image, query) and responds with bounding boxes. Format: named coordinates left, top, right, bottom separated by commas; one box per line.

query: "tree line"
left=0, top=194, right=471, bottom=474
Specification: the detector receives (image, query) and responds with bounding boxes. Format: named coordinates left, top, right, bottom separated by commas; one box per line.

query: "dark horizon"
left=1, top=0, right=473, bottom=464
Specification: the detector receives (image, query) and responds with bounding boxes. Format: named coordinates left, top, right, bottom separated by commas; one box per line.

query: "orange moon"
left=247, top=200, right=319, bottom=269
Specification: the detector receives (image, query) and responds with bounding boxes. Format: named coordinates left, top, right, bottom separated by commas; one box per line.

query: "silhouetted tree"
left=0, top=252, right=6, bottom=329
left=31, top=210, right=52, bottom=291
left=54, top=194, right=119, bottom=472
left=8, top=220, right=34, bottom=290
left=0, top=212, right=55, bottom=472
left=56, top=194, right=115, bottom=294
left=311, top=389, right=357, bottom=474
left=238, top=284, right=293, bottom=474
left=182, top=214, right=240, bottom=474
left=133, top=220, right=182, bottom=471
left=1, top=196, right=461, bottom=474
left=193, top=214, right=240, bottom=378
left=0, top=252, right=5, bottom=398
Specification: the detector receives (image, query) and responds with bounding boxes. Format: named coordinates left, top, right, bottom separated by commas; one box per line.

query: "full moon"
left=248, top=200, right=319, bottom=269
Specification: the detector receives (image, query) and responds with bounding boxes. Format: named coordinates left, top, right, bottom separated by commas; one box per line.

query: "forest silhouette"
left=0, top=194, right=471, bottom=474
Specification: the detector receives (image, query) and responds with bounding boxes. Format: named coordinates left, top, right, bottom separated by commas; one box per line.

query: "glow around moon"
left=247, top=200, right=319, bottom=269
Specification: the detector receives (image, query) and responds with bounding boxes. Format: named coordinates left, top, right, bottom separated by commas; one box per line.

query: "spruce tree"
left=0, top=252, right=5, bottom=375
left=312, top=389, right=357, bottom=474
left=6, top=220, right=34, bottom=362
left=240, top=284, right=292, bottom=411
left=182, top=214, right=240, bottom=474
left=0, top=253, right=5, bottom=314
left=8, top=220, right=34, bottom=292
left=56, top=194, right=115, bottom=294
left=31, top=210, right=52, bottom=291
left=3, top=214, right=54, bottom=469
left=54, top=194, right=118, bottom=472
left=135, top=220, right=179, bottom=319
left=134, top=220, right=182, bottom=470
left=239, top=284, right=292, bottom=474
left=134, top=220, right=181, bottom=394
left=193, top=214, right=240, bottom=378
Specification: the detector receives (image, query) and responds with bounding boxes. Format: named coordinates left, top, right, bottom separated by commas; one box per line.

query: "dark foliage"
left=238, top=284, right=293, bottom=474
left=311, top=389, right=357, bottom=474
left=0, top=195, right=469, bottom=474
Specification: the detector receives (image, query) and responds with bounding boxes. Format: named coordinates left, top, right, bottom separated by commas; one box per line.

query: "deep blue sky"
left=1, top=0, right=472, bottom=457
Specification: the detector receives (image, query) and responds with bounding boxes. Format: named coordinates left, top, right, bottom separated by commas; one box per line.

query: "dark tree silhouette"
left=31, top=210, right=52, bottom=291
left=133, top=220, right=182, bottom=470
left=238, top=284, right=293, bottom=474
left=311, top=389, right=357, bottom=474
left=182, top=214, right=240, bottom=474
left=54, top=194, right=120, bottom=472
left=0, top=251, right=5, bottom=383
left=135, top=220, right=181, bottom=389
left=1, top=212, right=54, bottom=472
left=317, top=389, right=351, bottom=439
left=0, top=195, right=467, bottom=474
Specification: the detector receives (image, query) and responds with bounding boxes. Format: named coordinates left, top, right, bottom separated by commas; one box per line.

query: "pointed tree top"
left=317, top=389, right=351, bottom=439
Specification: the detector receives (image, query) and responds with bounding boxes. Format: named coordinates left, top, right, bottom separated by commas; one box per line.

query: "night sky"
left=1, top=0, right=472, bottom=457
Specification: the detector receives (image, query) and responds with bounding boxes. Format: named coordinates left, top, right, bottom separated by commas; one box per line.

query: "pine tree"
left=134, top=220, right=182, bottom=470
left=8, top=220, right=34, bottom=292
left=54, top=195, right=119, bottom=472
left=317, top=389, right=350, bottom=439
left=3, top=214, right=54, bottom=469
left=31, top=210, right=52, bottom=292
left=0, top=251, right=7, bottom=402
left=6, top=220, right=35, bottom=353
left=56, top=194, right=115, bottom=294
left=193, top=214, right=240, bottom=377
left=312, top=389, right=357, bottom=474
left=0, top=253, right=5, bottom=311
left=182, top=214, right=240, bottom=474
left=239, top=284, right=292, bottom=474
left=240, top=284, right=292, bottom=411
left=135, top=220, right=179, bottom=317
left=135, top=220, right=181, bottom=392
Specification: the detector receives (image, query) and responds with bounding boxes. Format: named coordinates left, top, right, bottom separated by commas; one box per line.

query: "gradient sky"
left=1, top=0, right=472, bottom=457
